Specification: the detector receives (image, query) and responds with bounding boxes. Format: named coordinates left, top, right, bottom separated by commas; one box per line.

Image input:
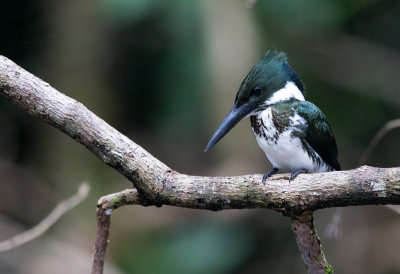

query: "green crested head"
left=205, top=48, right=305, bottom=152
left=235, top=48, right=305, bottom=110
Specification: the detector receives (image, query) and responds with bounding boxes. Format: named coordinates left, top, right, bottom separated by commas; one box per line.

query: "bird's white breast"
left=252, top=108, right=330, bottom=173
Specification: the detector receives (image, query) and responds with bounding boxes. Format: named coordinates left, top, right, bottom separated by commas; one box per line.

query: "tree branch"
left=91, top=207, right=111, bottom=274
left=292, top=212, right=332, bottom=274
left=91, top=189, right=142, bottom=274
left=1, top=56, right=399, bottom=214
left=1, top=55, right=400, bottom=273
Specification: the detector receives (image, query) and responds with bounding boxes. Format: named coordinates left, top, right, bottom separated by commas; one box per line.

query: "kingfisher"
left=204, top=48, right=340, bottom=183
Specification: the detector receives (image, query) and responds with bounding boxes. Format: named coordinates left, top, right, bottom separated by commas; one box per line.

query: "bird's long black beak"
left=204, top=102, right=256, bottom=152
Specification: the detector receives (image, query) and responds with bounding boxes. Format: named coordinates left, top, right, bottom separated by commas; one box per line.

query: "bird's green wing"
left=294, top=101, right=341, bottom=171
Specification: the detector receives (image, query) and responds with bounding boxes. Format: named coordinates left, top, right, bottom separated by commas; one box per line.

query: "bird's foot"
left=262, top=168, right=279, bottom=185
left=289, top=168, right=308, bottom=182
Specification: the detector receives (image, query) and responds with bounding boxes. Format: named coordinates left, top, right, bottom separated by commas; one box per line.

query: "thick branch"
left=1, top=55, right=400, bottom=216
left=3, top=55, right=400, bottom=274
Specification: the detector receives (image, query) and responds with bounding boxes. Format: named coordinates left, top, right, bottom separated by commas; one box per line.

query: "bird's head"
left=205, top=48, right=305, bottom=152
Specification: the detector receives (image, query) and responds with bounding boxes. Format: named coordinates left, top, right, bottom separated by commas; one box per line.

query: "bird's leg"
left=262, top=168, right=279, bottom=184
left=289, top=168, right=308, bottom=181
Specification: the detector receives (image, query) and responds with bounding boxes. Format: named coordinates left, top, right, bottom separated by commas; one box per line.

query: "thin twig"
left=0, top=182, right=90, bottom=252
left=358, top=119, right=400, bottom=166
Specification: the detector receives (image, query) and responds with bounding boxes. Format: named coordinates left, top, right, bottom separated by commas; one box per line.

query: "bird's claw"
left=262, top=168, right=279, bottom=185
left=289, top=168, right=308, bottom=182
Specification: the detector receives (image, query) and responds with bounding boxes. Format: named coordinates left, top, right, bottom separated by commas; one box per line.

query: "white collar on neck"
left=265, top=81, right=305, bottom=105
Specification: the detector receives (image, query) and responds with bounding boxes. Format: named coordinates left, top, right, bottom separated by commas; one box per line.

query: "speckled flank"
left=251, top=106, right=331, bottom=173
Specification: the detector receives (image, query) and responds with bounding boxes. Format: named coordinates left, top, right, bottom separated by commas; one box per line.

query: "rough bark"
left=292, top=212, right=332, bottom=274
left=2, top=55, right=400, bottom=274
left=91, top=208, right=111, bottom=274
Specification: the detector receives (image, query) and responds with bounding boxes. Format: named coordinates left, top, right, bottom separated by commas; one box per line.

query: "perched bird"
left=205, top=48, right=340, bottom=183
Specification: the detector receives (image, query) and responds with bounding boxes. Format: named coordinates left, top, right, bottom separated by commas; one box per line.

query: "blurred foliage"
left=102, top=0, right=206, bottom=132
left=115, top=221, right=254, bottom=274
left=1, top=0, right=400, bottom=273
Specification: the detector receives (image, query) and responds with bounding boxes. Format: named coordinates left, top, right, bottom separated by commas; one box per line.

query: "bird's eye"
left=252, top=87, right=262, bottom=96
